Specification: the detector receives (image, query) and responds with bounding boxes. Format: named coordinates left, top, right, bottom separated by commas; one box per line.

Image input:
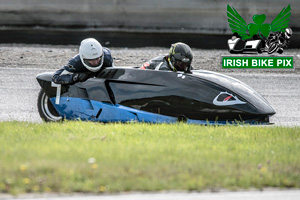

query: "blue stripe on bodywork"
left=49, top=97, right=178, bottom=123
left=49, top=97, right=268, bottom=125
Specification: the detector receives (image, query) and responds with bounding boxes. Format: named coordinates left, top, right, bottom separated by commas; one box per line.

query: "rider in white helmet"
left=52, top=38, right=113, bottom=84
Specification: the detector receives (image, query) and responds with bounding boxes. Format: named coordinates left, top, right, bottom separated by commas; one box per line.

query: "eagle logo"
left=227, top=4, right=291, bottom=39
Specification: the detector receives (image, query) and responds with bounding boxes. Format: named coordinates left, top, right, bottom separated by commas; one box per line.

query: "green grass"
left=0, top=121, right=299, bottom=194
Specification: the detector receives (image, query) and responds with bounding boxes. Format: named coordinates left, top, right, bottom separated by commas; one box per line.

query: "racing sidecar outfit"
left=52, top=48, right=113, bottom=85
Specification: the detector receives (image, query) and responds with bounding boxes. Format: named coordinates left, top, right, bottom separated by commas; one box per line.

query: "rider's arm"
left=140, top=61, right=151, bottom=69
left=52, top=55, right=84, bottom=84
left=139, top=56, right=165, bottom=70
left=52, top=66, right=78, bottom=84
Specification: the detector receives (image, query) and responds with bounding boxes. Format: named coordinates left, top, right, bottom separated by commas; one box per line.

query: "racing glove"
left=72, top=73, right=90, bottom=82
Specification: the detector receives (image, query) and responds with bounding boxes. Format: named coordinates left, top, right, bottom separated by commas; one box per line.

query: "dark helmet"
left=168, top=42, right=193, bottom=72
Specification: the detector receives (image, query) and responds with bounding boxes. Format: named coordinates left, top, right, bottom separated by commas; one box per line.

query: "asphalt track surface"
left=0, top=61, right=299, bottom=126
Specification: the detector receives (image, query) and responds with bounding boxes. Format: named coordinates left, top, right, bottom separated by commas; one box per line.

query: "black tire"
left=277, top=48, right=284, bottom=54
left=37, top=89, right=62, bottom=122
left=268, top=43, right=278, bottom=54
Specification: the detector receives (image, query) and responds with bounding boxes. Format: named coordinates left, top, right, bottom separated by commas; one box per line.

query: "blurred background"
left=0, top=0, right=299, bottom=48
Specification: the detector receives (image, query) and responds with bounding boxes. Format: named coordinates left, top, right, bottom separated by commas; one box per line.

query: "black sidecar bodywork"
left=36, top=67, right=275, bottom=124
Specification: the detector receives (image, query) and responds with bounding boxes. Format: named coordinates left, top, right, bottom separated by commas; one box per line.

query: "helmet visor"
left=173, top=53, right=191, bottom=62
left=175, top=59, right=191, bottom=71
left=173, top=53, right=191, bottom=70
left=83, top=55, right=103, bottom=68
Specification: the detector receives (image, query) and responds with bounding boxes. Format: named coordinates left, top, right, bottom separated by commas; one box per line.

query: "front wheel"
left=268, top=43, right=278, bottom=54
left=37, top=89, right=62, bottom=122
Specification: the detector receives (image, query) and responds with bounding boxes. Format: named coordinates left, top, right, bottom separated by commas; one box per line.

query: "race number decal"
left=51, top=82, right=61, bottom=105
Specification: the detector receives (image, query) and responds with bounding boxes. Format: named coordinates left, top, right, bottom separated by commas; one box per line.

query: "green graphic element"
left=227, top=4, right=291, bottom=39
left=222, top=56, right=293, bottom=69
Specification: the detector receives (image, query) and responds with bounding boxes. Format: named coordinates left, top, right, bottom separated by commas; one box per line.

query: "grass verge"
left=0, top=121, right=299, bottom=194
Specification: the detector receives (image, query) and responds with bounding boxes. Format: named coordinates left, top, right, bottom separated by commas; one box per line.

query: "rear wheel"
left=37, top=89, right=62, bottom=122
left=277, top=48, right=284, bottom=54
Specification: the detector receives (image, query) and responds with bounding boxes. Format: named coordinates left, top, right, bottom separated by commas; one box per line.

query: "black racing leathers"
left=140, top=55, right=193, bottom=73
left=52, top=47, right=113, bottom=84
left=140, top=55, right=172, bottom=71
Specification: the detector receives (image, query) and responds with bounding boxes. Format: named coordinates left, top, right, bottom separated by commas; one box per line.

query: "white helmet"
left=79, top=38, right=104, bottom=72
left=285, top=28, right=292, bottom=39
